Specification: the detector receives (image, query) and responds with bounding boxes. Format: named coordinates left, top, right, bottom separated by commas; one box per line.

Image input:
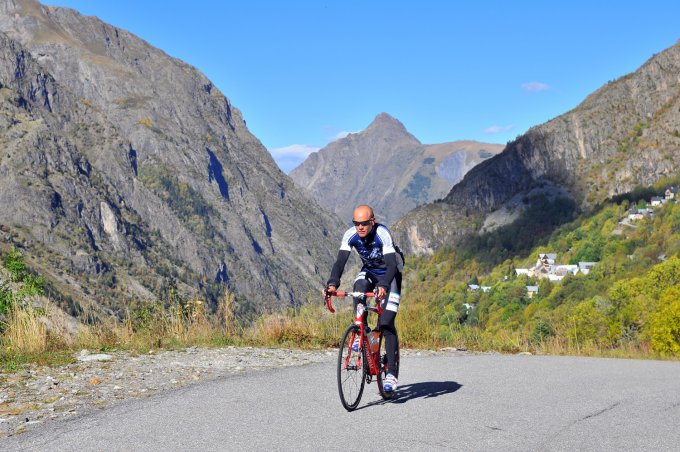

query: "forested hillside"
left=398, top=175, right=680, bottom=356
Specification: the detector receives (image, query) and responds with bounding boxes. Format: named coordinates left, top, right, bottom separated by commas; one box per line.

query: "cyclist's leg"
left=353, top=270, right=377, bottom=328
left=379, top=271, right=402, bottom=378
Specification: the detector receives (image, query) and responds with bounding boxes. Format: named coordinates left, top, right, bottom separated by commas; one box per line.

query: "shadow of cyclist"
left=362, top=381, right=462, bottom=409
left=390, top=381, right=462, bottom=404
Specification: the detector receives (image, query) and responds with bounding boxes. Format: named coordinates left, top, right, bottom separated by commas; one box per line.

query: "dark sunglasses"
left=352, top=219, right=373, bottom=227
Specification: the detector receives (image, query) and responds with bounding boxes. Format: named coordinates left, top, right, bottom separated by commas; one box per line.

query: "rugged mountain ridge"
left=0, top=0, right=345, bottom=316
left=289, top=113, right=503, bottom=225
left=395, top=40, right=680, bottom=255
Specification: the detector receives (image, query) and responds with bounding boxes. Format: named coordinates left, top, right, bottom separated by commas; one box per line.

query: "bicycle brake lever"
left=324, top=294, right=335, bottom=314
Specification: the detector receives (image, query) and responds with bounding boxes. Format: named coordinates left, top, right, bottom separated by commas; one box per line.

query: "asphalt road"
left=5, top=352, right=680, bottom=451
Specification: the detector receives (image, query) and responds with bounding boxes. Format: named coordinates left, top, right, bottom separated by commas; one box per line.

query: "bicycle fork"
left=344, top=330, right=380, bottom=378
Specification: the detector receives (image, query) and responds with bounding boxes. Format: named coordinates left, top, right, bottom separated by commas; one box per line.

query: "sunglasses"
left=352, top=219, right=373, bottom=227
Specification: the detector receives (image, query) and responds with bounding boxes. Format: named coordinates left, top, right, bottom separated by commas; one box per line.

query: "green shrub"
left=646, top=286, right=680, bottom=355
left=568, top=298, right=609, bottom=346
left=530, top=320, right=554, bottom=344
left=0, top=282, right=14, bottom=317
left=3, top=247, right=26, bottom=282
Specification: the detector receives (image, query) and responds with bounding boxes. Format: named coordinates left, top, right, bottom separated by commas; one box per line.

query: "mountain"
left=399, top=183, right=680, bottom=355
left=395, top=40, right=680, bottom=255
left=289, top=113, right=503, bottom=225
left=0, top=0, right=345, bottom=317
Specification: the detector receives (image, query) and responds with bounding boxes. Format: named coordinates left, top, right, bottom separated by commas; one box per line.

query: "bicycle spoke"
left=337, top=325, right=366, bottom=411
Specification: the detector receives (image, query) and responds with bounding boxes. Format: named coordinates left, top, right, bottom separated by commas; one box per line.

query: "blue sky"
left=46, top=1, right=680, bottom=173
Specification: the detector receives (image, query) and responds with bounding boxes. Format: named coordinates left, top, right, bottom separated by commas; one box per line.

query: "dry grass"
left=217, top=289, right=237, bottom=336
left=1, top=290, right=674, bottom=368
left=246, top=303, right=346, bottom=348
left=5, top=305, right=47, bottom=354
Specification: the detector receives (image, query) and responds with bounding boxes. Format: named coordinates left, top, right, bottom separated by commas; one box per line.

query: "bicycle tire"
left=377, top=332, right=399, bottom=400
left=337, top=324, right=366, bottom=411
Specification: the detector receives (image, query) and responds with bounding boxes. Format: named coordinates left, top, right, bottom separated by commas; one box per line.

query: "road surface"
left=4, top=352, right=680, bottom=450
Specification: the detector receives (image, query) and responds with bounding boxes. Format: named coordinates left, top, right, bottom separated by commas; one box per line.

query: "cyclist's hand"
left=324, top=285, right=337, bottom=298
left=376, top=286, right=387, bottom=301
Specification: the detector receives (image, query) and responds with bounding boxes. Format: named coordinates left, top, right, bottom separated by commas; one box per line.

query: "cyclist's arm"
left=377, top=252, right=398, bottom=291
left=327, top=249, right=351, bottom=288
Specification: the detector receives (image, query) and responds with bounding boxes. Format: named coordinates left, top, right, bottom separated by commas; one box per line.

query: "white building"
left=526, top=286, right=539, bottom=298
left=578, top=262, right=598, bottom=275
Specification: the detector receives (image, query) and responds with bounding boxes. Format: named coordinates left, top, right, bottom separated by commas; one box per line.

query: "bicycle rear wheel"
left=337, top=324, right=366, bottom=411
left=377, top=332, right=399, bottom=400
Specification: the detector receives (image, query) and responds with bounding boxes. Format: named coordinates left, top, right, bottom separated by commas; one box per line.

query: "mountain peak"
left=359, top=112, right=421, bottom=147
left=366, top=112, right=409, bottom=132
left=290, top=109, right=502, bottom=225
left=369, top=112, right=401, bottom=126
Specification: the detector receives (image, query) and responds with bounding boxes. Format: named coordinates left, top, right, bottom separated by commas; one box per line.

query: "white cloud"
left=268, top=127, right=357, bottom=173
left=268, top=144, right=320, bottom=174
left=482, top=125, right=515, bottom=134
left=521, top=81, right=550, bottom=92
left=269, top=144, right=320, bottom=158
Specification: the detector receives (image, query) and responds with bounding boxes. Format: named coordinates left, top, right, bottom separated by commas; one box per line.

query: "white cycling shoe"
left=383, top=373, right=398, bottom=392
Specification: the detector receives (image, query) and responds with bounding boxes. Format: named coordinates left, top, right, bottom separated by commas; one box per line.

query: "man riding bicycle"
left=326, top=204, right=403, bottom=392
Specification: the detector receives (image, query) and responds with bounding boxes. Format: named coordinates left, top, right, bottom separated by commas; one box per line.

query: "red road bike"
left=324, top=290, right=399, bottom=411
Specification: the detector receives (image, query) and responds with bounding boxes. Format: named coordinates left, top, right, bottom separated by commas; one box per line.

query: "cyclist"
left=326, top=204, right=403, bottom=392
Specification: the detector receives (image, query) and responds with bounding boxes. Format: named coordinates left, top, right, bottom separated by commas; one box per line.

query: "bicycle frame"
left=327, top=290, right=397, bottom=408
left=325, top=291, right=384, bottom=376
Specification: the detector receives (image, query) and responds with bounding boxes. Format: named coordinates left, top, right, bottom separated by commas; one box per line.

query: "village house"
left=548, top=264, right=579, bottom=282
left=526, top=286, right=539, bottom=298
left=468, top=284, right=493, bottom=293
left=665, top=187, right=678, bottom=201
left=515, top=253, right=598, bottom=282
left=627, top=208, right=652, bottom=221
left=523, top=253, right=556, bottom=279
left=650, top=196, right=664, bottom=207
left=578, top=262, right=598, bottom=275
left=539, top=253, right=557, bottom=264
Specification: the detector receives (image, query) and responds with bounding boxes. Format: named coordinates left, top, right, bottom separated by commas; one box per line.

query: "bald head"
left=352, top=205, right=374, bottom=222
left=352, top=205, right=375, bottom=237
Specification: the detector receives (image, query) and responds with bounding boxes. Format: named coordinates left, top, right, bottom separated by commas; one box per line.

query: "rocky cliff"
left=0, top=0, right=345, bottom=317
left=289, top=113, right=503, bottom=225
left=395, top=40, right=680, bottom=255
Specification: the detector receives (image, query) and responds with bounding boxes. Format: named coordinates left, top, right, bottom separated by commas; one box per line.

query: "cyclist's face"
left=352, top=210, right=374, bottom=238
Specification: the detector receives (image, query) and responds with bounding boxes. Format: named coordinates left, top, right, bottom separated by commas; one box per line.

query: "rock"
left=77, top=354, right=112, bottom=362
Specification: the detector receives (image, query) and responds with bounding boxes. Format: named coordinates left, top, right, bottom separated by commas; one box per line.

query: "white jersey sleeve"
left=376, top=225, right=396, bottom=254
left=339, top=227, right=356, bottom=252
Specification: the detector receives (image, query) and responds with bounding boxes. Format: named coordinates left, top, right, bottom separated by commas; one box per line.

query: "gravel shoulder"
left=0, top=346, right=448, bottom=438
left=0, top=346, right=334, bottom=438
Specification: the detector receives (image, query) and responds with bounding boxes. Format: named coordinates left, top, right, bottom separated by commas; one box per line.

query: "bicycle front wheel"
left=337, top=324, right=366, bottom=411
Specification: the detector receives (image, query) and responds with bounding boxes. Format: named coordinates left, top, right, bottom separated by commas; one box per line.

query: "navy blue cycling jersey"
left=339, top=223, right=396, bottom=277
